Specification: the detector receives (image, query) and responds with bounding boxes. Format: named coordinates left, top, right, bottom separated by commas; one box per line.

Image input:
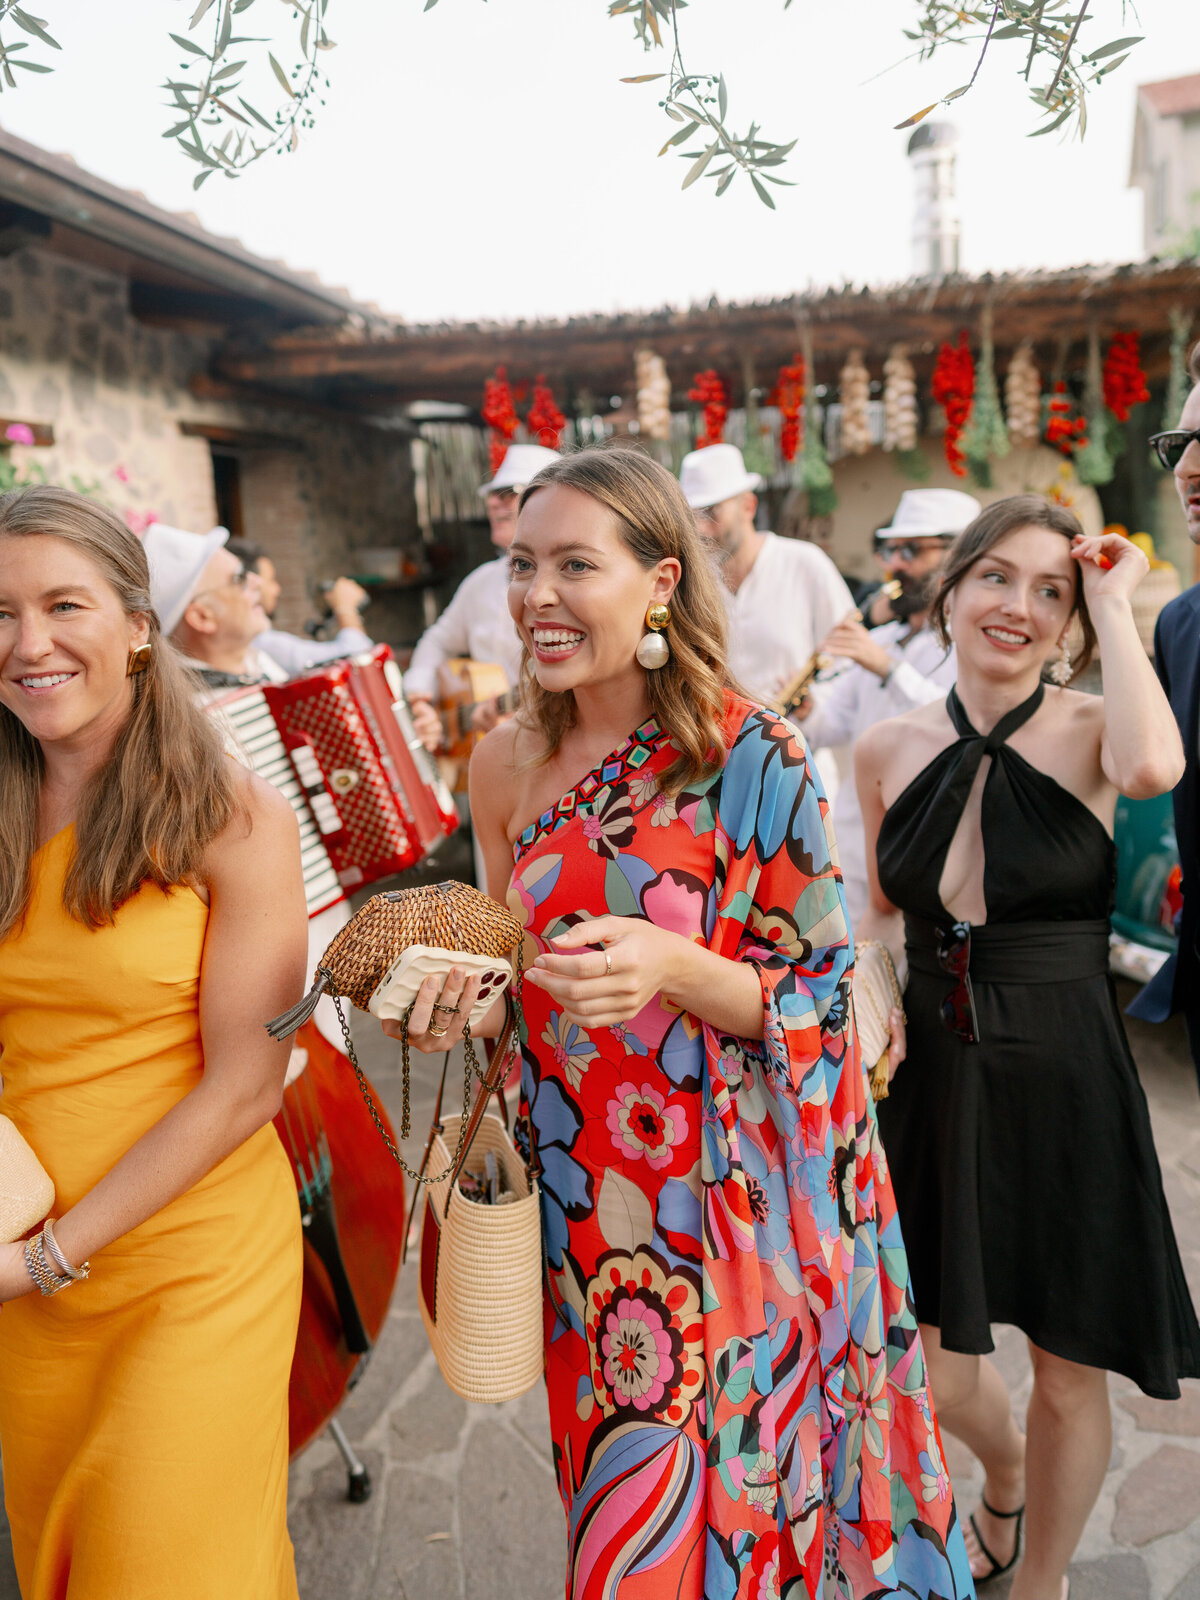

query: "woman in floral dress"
left=394, top=446, right=974, bottom=1600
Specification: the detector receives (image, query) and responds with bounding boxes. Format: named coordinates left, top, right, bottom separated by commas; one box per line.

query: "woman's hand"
left=380, top=967, right=484, bottom=1054
left=526, top=917, right=690, bottom=1029
left=1071, top=531, right=1148, bottom=605
left=886, top=1006, right=907, bottom=1083
left=0, top=1239, right=36, bottom=1306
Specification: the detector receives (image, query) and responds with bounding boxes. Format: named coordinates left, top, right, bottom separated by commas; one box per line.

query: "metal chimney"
left=907, top=121, right=961, bottom=280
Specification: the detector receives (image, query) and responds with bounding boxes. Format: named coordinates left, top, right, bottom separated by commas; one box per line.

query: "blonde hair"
left=0, top=485, right=240, bottom=937
left=517, top=445, right=731, bottom=793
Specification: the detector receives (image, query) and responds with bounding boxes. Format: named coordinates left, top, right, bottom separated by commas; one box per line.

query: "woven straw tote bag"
left=0, top=1116, right=54, bottom=1243
left=417, top=1111, right=544, bottom=1403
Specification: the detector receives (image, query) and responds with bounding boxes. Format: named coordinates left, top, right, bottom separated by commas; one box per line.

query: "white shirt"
left=403, top=555, right=522, bottom=701
left=802, top=621, right=957, bottom=929
left=723, top=532, right=855, bottom=706
left=254, top=625, right=373, bottom=677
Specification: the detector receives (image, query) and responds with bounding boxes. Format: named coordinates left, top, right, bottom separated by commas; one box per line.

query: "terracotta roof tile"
left=1139, top=73, right=1200, bottom=116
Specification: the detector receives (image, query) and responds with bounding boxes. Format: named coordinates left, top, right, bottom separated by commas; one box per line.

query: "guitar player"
left=405, top=443, right=558, bottom=881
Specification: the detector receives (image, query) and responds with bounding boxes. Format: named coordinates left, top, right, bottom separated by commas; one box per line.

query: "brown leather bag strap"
left=446, top=989, right=519, bottom=1192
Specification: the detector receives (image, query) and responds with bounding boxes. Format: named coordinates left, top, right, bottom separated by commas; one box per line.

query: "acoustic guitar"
left=436, top=657, right=518, bottom=790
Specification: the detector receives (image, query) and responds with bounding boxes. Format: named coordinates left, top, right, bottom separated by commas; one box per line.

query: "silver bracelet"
left=24, top=1234, right=72, bottom=1297
left=42, top=1219, right=89, bottom=1283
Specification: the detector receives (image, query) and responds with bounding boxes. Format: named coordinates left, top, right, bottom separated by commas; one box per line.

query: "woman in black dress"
left=856, top=495, right=1200, bottom=1600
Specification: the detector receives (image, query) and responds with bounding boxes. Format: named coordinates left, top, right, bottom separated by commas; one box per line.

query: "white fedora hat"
left=876, top=488, right=982, bottom=541
left=479, top=443, right=560, bottom=497
left=678, top=443, right=762, bottom=510
left=143, top=522, right=229, bottom=635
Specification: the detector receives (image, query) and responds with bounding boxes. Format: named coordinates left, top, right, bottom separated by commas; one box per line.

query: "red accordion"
left=261, top=646, right=458, bottom=890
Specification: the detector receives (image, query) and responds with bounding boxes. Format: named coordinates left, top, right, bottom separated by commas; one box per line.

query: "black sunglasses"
left=937, top=920, right=980, bottom=1045
left=1149, top=429, right=1200, bottom=472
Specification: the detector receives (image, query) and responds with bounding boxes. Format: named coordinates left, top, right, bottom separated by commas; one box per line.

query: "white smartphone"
left=367, top=944, right=513, bottom=1033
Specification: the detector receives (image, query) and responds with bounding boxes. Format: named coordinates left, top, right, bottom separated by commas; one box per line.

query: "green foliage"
left=893, top=446, right=932, bottom=482
left=0, top=2, right=1144, bottom=198
left=800, top=397, right=837, bottom=516
left=962, top=308, right=1009, bottom=487
left=897, top=3, right=1144, bottom=142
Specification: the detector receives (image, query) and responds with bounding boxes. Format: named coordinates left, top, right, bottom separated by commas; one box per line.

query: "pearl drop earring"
left=636, top=603, right=671, bottom=669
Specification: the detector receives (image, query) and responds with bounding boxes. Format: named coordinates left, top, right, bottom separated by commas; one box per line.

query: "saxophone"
left=771, top=580, right=902, bottom=719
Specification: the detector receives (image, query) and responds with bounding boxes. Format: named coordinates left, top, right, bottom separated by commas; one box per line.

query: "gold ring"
left=428, top=1022, right=449, bottom=1038
left=604, top=949, right=612, bottom=977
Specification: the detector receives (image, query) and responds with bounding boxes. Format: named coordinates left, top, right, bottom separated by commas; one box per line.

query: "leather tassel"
left=265, top=972, right=331, bottom=1042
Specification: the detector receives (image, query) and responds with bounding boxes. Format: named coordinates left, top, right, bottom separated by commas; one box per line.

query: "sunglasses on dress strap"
left=1148, top=429, right=1200, bottom=472
left=937, top=920, right=979, bottom=1045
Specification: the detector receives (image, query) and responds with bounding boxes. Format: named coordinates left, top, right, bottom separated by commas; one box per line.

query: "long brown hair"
left=931, top=493, right=1096, bottom=681
left=517, top=445, right=731, bottom=793
left=0, top=486, right=240, bottom=936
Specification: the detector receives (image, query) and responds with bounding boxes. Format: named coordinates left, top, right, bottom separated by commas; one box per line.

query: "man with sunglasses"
left=1129, top=348, right=1200, bottom=1087
left=793, top=487, right=979, bottom=925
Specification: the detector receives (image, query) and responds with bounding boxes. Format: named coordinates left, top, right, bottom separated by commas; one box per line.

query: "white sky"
left=0, top=0, right=1192, bottom=321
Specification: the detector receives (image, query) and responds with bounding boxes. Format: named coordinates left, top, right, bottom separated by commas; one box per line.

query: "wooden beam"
left=178, top=420, right=303, bottom=452
left=0, top=201, right=50, bottom=259
left=131, top=281, right=284, bottom=332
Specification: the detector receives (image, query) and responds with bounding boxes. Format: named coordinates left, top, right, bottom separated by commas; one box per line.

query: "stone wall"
left=0, top=245, right=418, bottom=637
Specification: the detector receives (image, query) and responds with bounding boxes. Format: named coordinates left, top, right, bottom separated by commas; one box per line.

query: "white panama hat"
left=143, top=522, right=230, bottom=636
left=478, top=443, right=560, bottom=497
left=678, top=443, right=763, bottom=510
left=875, top=488, right=982, bottom=541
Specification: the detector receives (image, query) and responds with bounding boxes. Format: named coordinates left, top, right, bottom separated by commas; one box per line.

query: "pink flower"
left=5, top=423, right=34, bottom=446
left=607, top=1081, right=688, bottom=1168
left=599, top=1294, right=675, bottom=1410
left=112, top=464, right=130, bottom=484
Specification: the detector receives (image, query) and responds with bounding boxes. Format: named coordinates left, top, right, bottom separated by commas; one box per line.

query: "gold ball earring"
left=636, top=603, right=671, bottom=670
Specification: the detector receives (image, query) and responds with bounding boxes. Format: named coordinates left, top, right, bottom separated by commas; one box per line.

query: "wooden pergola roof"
left=209, top=258, right=1200, bottom=415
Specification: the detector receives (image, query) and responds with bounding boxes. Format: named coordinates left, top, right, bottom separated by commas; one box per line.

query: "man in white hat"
left=144, top=522, right=285, bottom=690
left=680, top=442, right=855, bottom=708
left=793, top=486, right=981, bottom=927
left=406, top=442, right=559, bottom=753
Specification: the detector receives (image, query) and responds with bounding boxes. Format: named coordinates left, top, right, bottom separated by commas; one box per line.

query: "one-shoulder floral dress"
left=506, top=693, right=974, bottom=1600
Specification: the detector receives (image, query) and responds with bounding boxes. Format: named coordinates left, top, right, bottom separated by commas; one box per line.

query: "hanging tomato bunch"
left=688, top=369, right=727, bottom=449
left=526, top=375, right=566, bottom=450
left=931, top=332, right=975, bottom=477
left=772, top=355, right=805, bottom=462
left=1045, top=382, right=1089, bottom=456
left=1102, top=331, right=1151, bottom=424
left=481, top=366, right=520, bottom=475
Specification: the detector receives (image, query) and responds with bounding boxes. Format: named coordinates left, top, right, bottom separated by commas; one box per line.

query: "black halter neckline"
left=947, top=682, right=1044, bottom=750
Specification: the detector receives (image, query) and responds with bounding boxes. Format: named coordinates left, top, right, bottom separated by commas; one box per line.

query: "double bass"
left=275, top=1019, right=406, bottom=1499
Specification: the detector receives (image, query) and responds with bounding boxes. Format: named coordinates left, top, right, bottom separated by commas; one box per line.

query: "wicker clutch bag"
left=852, top=940, right=906, bottom=1101
left=265, top=880, right=526, bottom=1187
left=0, top=1116, right=55, bottom=1244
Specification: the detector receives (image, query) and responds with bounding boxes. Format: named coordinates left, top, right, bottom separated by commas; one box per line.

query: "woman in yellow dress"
left=0, top=486, right=307, bottom=1599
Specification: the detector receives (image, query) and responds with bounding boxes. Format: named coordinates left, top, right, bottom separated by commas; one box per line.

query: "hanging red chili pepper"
left=481, top=366, right=520, bottom=475
left=526, top=375, right=567, bottom=450
left=1044, top=381, right=1089, bottom=457
left=930, top=332, right=975, bottom=477
left=687, top=369, right=728, bottom=449
left=1101, top=331, right=1151, bottom=424
left=772, top=355, right=806, bottom=463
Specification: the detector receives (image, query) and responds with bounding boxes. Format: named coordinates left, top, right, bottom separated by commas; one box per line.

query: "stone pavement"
left=2, top=983, right=1199, bottom=1599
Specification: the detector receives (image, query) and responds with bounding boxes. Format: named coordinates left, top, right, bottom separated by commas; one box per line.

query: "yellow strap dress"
left=0, top=829, right=302, bottom=1600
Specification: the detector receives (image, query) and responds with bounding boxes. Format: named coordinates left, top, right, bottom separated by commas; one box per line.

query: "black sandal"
left=967, top=1496, right=1025, bottom=1585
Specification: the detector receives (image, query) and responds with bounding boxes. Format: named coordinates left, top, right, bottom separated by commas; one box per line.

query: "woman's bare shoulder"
left=858, top=696, right=947, bottom=762
left=204, top=762, right=299, bottom=878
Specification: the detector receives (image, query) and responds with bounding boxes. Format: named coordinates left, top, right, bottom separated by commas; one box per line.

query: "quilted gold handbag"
left=265, top=880, right=526, bottom=1187
left=0, top=1116, right=55, bottom=1244
left=852, top=940, right=906, bottom=1101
